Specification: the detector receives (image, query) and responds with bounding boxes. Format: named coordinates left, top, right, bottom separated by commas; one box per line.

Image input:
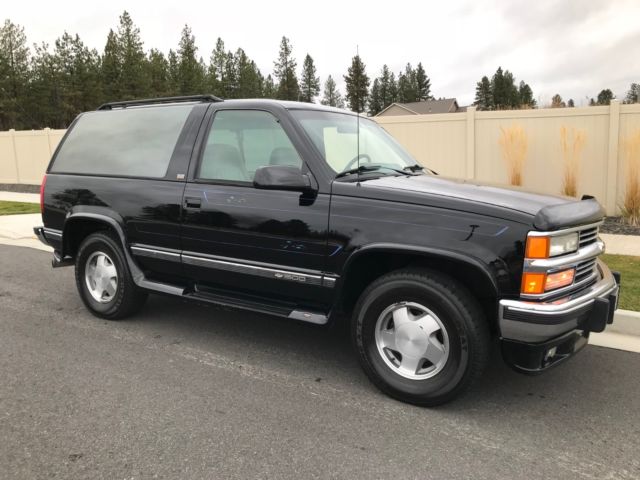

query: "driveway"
left=1, top=245, right=639, bottom=479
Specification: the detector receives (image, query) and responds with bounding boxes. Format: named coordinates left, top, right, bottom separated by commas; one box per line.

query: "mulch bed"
left=0, top=183, right=40, bottom=194
left=601, top=217, right=640, bottom=236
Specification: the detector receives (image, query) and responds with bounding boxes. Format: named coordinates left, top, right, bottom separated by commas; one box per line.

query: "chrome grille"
left=574, top=258, right=597, bottom=284
left=579, top=226, right=599, bottom=248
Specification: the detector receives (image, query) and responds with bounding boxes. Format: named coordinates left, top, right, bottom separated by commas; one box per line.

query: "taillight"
left=40, top=175, right=47, bottom=214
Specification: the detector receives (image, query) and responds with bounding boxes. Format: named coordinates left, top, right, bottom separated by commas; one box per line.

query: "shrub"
left=498, top=125, right=528, bottom=186
left=560, top=126, right=586, bottom=197
left=622, top=130, right=640, bottom=226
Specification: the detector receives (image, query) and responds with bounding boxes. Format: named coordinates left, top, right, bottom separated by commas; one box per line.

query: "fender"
left=339, top=242, right=501, bottom=295
left=62, top=209, right=183, bottom=296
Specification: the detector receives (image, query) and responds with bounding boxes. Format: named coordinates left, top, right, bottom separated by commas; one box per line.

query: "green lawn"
left=0, top=201, right=41, bottom=215
left=601, top=254, right=640, bottom=311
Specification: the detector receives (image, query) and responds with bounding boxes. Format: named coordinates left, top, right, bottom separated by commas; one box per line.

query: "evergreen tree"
left=378, top=65, right=396, bottom=108
left=222, top=51, right=237, bottom=98
left=397, top=63, right=418, bottom=103
left=273, top=36, right=299, bottom=100
left=299, top=54, right=320, bottom=102
left=147, top=49, right=169, bottom=97
left=567, top=98, right=575, bottom=107
left=262, top=74, right=277, bottom=98
left=344, top=54, right=369, bottom=113
left=28, top=42, right=62, bottom=128
left=368, top=78, right=383, bottom=115
left=167, top=49, right=179, bottom=95
left=101, top=29, right=121, bottom=101
left=320, top=75, right=344, bottom=108
left=551, top=94, right=566, bottom=108
left=116, top=11, right=149, bottom=99
left=176, top=25, right=205, bottom=95
left=596, top=89, right=613, bottom=105
left=234, top=48, right=263, bottom=98
left=207, top=37, right=226, bottom=96
left=625, top=83, right=640, bottom=104
left=414, top=62, right=432, bottom=101
left=518, top=81, right=535, bottom=108
left=0, top=19, right=30, bottom=129
left=474, top=76, right=492, bottom=110
left=589, top=98, right=596, bottom=106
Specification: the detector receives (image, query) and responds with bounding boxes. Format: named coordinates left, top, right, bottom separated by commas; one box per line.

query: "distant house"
left=376, top=98, right=464, bottom=116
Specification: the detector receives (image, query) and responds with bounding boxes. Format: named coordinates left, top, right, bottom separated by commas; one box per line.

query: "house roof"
left=376, top=98, right=460, bottom=116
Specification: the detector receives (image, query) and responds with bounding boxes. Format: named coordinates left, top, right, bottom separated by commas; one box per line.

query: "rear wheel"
left=353, top=268, right=489, bottom=406
left=75, top=232, right=147, bottom=320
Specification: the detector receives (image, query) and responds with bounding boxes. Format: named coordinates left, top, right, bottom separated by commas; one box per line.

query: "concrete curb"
left=589, top=310, right=640, bottom=353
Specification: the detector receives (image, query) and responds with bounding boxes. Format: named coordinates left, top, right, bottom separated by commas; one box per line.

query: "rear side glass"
left=51, top=105, right=193, bottom=178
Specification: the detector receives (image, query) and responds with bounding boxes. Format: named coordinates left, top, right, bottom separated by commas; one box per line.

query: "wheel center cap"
left=395, top=323, right=429, bottom=357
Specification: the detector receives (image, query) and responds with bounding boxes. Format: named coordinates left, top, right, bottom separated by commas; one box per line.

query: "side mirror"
left=253, top=165, right=314, bottom=192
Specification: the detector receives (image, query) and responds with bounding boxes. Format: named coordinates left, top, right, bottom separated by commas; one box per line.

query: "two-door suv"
left=36, top=95, right=620, bottom=406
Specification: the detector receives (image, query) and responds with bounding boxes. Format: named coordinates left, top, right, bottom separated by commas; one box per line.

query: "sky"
left=4, top=0, right=640, bottom=106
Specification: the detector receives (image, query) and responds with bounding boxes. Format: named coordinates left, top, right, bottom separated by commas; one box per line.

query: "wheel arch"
left=335, top=243, right=500, bottom=331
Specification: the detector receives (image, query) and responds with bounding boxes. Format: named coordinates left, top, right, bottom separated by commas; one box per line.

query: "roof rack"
left=97, top=95, right=223, bottom=110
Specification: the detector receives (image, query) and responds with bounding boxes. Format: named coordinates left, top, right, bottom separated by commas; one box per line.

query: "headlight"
left=525, top=232, right=579, bottom=259
left=549, top=233, right=579, bottom=257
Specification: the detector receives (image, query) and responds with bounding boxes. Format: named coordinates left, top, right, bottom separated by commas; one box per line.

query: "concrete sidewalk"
left=0, top=213, right=51, bottom=252
left=0, top=191, right=40, bottom=203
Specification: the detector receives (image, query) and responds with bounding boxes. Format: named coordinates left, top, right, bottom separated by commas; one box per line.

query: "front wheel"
left=353, top=268, right=489, bottom=406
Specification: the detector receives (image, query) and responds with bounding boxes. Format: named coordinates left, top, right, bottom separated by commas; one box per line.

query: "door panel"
left=181, top=109, right=333, bottom=306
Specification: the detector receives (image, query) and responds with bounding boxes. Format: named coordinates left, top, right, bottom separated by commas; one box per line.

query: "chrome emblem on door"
left=274, top=272, right=307, bottom=283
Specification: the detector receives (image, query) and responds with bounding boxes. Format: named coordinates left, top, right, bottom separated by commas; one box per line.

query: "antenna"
left=356, top=45, right=361, bottom=186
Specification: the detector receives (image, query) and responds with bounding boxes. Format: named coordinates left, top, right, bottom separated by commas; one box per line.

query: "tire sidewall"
left=355, top=276, right=474, bottom=402
left=75, top=233, right=128, bottom=317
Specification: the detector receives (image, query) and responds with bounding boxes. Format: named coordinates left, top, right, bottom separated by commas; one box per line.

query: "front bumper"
left=499, top=259, right=620, bottom=373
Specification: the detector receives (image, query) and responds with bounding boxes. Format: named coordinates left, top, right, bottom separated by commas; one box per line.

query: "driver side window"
left=198, top=110, right=303, bottom=183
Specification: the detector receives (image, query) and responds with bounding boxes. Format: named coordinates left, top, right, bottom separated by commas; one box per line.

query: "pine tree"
left=567, top=98, right=575, bottom=107
left=28, top=42, right=60, bottom=128
left=177, top=25, right=205, bottom=95
left=207, top=37, right=226, bottom=96
left=167, top=49, right=179, bottom=95
left=378, top=65, right=396, bottom=108
left=625, top=83, right=640, bottom=104
left=234, top=48, right=263, bottom=98
left=147, top=49, right=169, bottom=97
left=551, top=94, right=566, bottom=108
left=414, top=62, right=432, bottom=101
left=596, top=89, right=614, bottom=105
left=273, top=36, right=299, bottom=100
left=368, top=78, right=383, bottom=115
left=397, top=63, right=418, bottom=103
left=0, top=19, right=31, bottom=129
left=222, top=51, right=237, bottom=98
left=101, top=29, right=120, bottom=101
left=299, top=54, right=320, bottom=103
left=344, top=54, right=369, bottom=113
left=320, top=75, right=344, bottom=108
left=518, top=81, right=535, bottom=108
left=116, top=11, right=149, bottom=99
left=474, top=76, right=492, bottom=110
left=262, top=74, right=277, bottom=98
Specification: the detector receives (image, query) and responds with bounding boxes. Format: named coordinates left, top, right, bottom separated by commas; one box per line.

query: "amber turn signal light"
left=545, top=268, right=575, bottom=291
left=521, top=272, right=546, bottom=294
left=525, top=236, right=550, bottom=259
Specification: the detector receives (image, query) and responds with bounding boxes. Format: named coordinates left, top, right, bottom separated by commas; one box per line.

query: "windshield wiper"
left=403, top=164, right=424, bottom=172
left=335, top=164, right=408, bottom=180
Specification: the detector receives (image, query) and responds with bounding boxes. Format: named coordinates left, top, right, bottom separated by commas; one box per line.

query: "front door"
left=181, top=108, right=333, bottom=307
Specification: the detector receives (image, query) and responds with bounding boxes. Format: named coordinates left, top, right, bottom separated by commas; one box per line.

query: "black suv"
left=35, top=95, right=620, bottom=406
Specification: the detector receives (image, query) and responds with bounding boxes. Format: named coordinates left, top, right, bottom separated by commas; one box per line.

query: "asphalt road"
left=1, top=245, right=639, bottom=480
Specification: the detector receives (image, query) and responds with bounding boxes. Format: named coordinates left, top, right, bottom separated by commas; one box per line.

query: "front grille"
left=579, top=226, right=599, bottom=248
left=575, top=258, right=597, bottom=284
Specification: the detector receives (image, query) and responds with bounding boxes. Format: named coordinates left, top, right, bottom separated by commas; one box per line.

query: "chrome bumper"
left=499, top=259, right=619, bottom=343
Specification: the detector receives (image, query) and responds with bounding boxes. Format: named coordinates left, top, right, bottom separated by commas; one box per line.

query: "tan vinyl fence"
left=0, top=128, right=66, bottom=185
left=1, top=101, right=639, bottom=214
left=375, top=100, right=640, bottom=215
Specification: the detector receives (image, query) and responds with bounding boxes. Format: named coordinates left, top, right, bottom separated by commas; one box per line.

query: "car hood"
left=364, top=174, right=569, bottom=217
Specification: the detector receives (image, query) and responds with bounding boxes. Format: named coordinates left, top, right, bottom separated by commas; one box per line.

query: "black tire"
left=353, top=268, right=489, bottom=406
left=75, top=231, right=147, bottom=320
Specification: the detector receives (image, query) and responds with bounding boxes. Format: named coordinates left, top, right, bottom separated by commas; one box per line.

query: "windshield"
left=291, top=110, right=419, bottom=176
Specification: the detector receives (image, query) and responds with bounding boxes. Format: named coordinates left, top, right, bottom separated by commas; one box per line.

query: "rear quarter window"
left=50, top=105, right=193, bottom=178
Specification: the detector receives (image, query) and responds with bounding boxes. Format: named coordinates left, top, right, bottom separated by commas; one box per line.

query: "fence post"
left=466, top=106, right=476, bottom=179
left=9, top=129, right=20, bottom=184
left=605, top=100, right=620, bottom=215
